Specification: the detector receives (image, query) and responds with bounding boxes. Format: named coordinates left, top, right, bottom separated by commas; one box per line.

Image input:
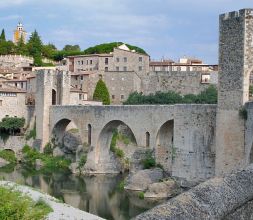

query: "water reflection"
left=0, top=168, right=164, bottom=220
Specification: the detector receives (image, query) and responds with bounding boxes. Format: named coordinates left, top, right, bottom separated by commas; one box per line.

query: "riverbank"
left=0, top=181, right=104, bottom=220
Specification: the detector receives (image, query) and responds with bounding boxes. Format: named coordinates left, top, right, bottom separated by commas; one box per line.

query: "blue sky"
left=0, top=0, right=252, bottom=63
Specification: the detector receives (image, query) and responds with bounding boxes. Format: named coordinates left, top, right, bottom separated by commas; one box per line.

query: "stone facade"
left=0, top=55, right=33, bottom=68
left=215, top=9, right=253, bottom=175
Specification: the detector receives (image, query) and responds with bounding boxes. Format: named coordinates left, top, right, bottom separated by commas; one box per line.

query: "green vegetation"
left=63, top=44, right=81, bottom=52
left=117, top=180, right=125, bottom=191
left=250, top=85, right=253, bottom=97
left=83, top=42, right=147, bottom=55
left=93, top=79, right=110, bottom=105
left=77, top=154, right=87, bottom=172
left=0, top=29, right=6, bottom=41
left=22, top=145, right=70, bottom=173
left=142, top=151, right=156, bottom=169
left=0, top=150, right=17, bottom=164
left=25, top=123, right=36, bottom=140
left=0, top=186, right=52, bottom=220
left=239, top=107, right=248, bottom=120
left=138, top=191, right=145, bottom=199
left=124, top=85, right=218, bottom=105
left=171, top=145, right=177, bottom=161
left=68, top=128, right=79, bottom=134
left=43, top=142, right=54, bottom=155
left=0, top=116, right=25, bottom=135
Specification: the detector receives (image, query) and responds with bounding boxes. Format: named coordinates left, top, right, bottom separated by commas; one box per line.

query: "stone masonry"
left=215, top=9, right=253, bottom=176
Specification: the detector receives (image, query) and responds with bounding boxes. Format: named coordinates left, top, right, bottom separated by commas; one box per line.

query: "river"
left=0, top=166, right=164, bottom=220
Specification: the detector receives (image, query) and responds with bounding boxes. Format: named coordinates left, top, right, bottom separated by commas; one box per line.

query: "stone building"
left=66, top=44, right=150, bottom=76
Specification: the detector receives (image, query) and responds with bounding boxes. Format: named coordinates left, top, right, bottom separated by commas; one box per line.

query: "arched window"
left=52, top=89, right=57, bottom=105
left=88, top=124, right=92, bottom=145
left=146, top=132, right=150, bottom=147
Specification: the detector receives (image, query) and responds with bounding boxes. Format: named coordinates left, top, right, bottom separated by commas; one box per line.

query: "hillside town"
left=0, top=5, right=253, bottom=220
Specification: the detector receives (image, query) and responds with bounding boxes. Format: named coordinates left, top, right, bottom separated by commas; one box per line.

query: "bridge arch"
left=155, top=120, right=174, bottom=173
left=51, top=118, right=80, bottom=147
left=96, top=120, right=137, bottom=163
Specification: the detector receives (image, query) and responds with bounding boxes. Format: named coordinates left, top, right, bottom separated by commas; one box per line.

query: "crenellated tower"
left=215, top=9, right=253, bottom=175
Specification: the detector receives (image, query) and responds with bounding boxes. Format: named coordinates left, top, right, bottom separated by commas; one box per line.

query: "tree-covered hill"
left=83, top=42, right=147, bottom=55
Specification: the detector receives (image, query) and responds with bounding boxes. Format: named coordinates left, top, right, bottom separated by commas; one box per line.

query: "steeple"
left=13, top=22, right=27, bottom=44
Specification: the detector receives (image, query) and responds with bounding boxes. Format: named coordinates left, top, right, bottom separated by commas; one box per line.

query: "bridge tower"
left=35, top=69, right=71, bottom=150
left=215, top=9, right=253, bottom=175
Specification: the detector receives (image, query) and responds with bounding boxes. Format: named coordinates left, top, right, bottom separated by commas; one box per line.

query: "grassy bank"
left=0, top=186, right=52, bottom=219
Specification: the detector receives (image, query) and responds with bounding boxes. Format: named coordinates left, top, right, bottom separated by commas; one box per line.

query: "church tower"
left=13, top=22, right=27, bottom=44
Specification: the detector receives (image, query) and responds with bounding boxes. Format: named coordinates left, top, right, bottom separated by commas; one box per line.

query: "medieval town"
left=0, top=2, right=252, bottom=220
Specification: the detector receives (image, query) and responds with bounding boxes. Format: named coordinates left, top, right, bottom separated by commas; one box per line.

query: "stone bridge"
left=46, top=104, right=216, bottom=182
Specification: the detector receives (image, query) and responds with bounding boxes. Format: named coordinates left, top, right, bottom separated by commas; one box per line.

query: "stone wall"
left=0, top=136, right=34, bottom=152
left=142, top=71, right=217, bottom=95
left=0, top=55, right=33, bottom=68
left=134, top=164, right=253, bottom=220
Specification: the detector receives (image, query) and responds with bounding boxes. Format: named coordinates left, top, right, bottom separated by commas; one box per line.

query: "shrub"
left=124, top=86, right=218, bottom=105
left=0, top=150, right=17, bottom=164
left=110, top=130, right=118, bottom=152
left=78, top=154, right=87, bottom=170
left=25, top=123, right=36, bottom=140
left=93, top=79, right=110, bottom=105
left=43, top=143, right=53, bottom=155
left=117, top=180, right=125, bottom=191
left=138, top=192, right=145, bottom=199
left=115, top=148, right=125, bottom=158
left=142, top=151, right=156, bottom=169
left=0, top=116, right=25, bottom=135
left=0, top=187, right=53, bottom=220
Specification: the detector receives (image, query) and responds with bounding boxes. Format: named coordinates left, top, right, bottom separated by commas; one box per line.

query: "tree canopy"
left=123, top=85, right=218, bottom=105
left=93, top=79, right=110, bottom=105
left=83, top=42, right=147, bottom=55
left=63, top=44, right=81, bottom=52
left=0, top=116, right=25, bottom=135
left=0, top=29, right=6, bottom=41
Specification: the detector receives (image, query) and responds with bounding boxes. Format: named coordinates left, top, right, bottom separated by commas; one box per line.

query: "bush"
left=93, top=79, right=110, bottom=105
left=110, top=130, right=118, bottom=153
left=142, top=151, right=156, bottom=169
left=117, top=180, right=125, bottom=191
left=124, top=86, right=218, bottom=105
left=239, top=107, right=248, bottom=120
left=43, top=143, right=53, bottom=155
left=78, top=154, right=87, bottom=170
left=138, top=192, right=145, bottom=199
left=21, top=145, right=70, bottom=172
left=0, top=116, right=25, bottom=135
left=0, top=150, right=17, bottom=164
left=0, top=187, right=53, bottom=220
left=25, top=123, right=36, bottom=140
left=115, top=148, right=125, bottom=158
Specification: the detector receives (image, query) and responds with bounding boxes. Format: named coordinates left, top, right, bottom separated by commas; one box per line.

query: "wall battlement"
left=220, top=9, right=253, bottom=20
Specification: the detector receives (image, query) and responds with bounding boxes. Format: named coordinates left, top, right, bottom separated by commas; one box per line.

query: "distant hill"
left=83, top=42, right=147, bottom=55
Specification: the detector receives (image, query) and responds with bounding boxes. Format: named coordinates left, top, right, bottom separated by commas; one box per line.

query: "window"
left=139, top=66, right=143, bottom=71
left=146, top=132, right=150, bottom=147
left=80, top=76, right=83, bottom=80
left=139, top=57, right=143, bottom=62
left=123, top=66, right=127, bottom=71
left=79, top=94, right=82, bottom=100
left=105, top=58, right=109, bottom=65
left=0, top=100, right=2, bottom=106
left=116, top=57, right=120, bottom=62
left=124, top=57, right=127, bottom=62
left=75, top=76, right=78, bottom=80
left=88, top=124, right=92, bottom=145
left=21, top=82, right=23, bottom=88
left=112, top=95, right=115, bottom=99
left=105, top=67, right=108, bottom=72
left=116, top=66, right=119, bottom=71
left=90, top=60, right=92, bottom=65
left=121, top=94, right=124, bottom=100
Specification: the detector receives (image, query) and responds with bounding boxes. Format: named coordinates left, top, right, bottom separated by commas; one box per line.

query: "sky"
left=0, top=0, right=252, bottom=64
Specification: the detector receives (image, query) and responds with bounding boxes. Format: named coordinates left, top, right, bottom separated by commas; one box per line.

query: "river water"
left=0, top=166, right=164, bottom=220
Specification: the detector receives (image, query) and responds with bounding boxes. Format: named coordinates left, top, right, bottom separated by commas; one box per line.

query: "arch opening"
left=156, top=120, right=174, bottom=174
left=88, top=124, right=91, bottom=145
left=51, top=119, right=81, bottom=152
left=97, top=120, right=137, bottom=168
left=146, top=132, right=150, bottom=147
left=52, top=89, right=57, bottom=105
left=249, top=144, right=253, bottom=164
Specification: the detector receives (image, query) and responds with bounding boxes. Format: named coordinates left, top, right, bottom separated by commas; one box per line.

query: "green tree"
left=63, top=44, right=81, bottom=52
left=27, top=30, right=43, bottom=66
left=15, top=35, right=28, bottom=55
left=42, top=43, right=57, bottom=59
left=93, top=79, right=110, bottom=105
left=0, top=29, right=6, bottom=41
left=0, top=116, right=25, bottom=135
left=0, top=40, right=15, bottom=55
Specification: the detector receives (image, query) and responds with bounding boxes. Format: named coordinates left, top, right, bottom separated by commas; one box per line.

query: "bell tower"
left=13, top=22, right=27, bottom=44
